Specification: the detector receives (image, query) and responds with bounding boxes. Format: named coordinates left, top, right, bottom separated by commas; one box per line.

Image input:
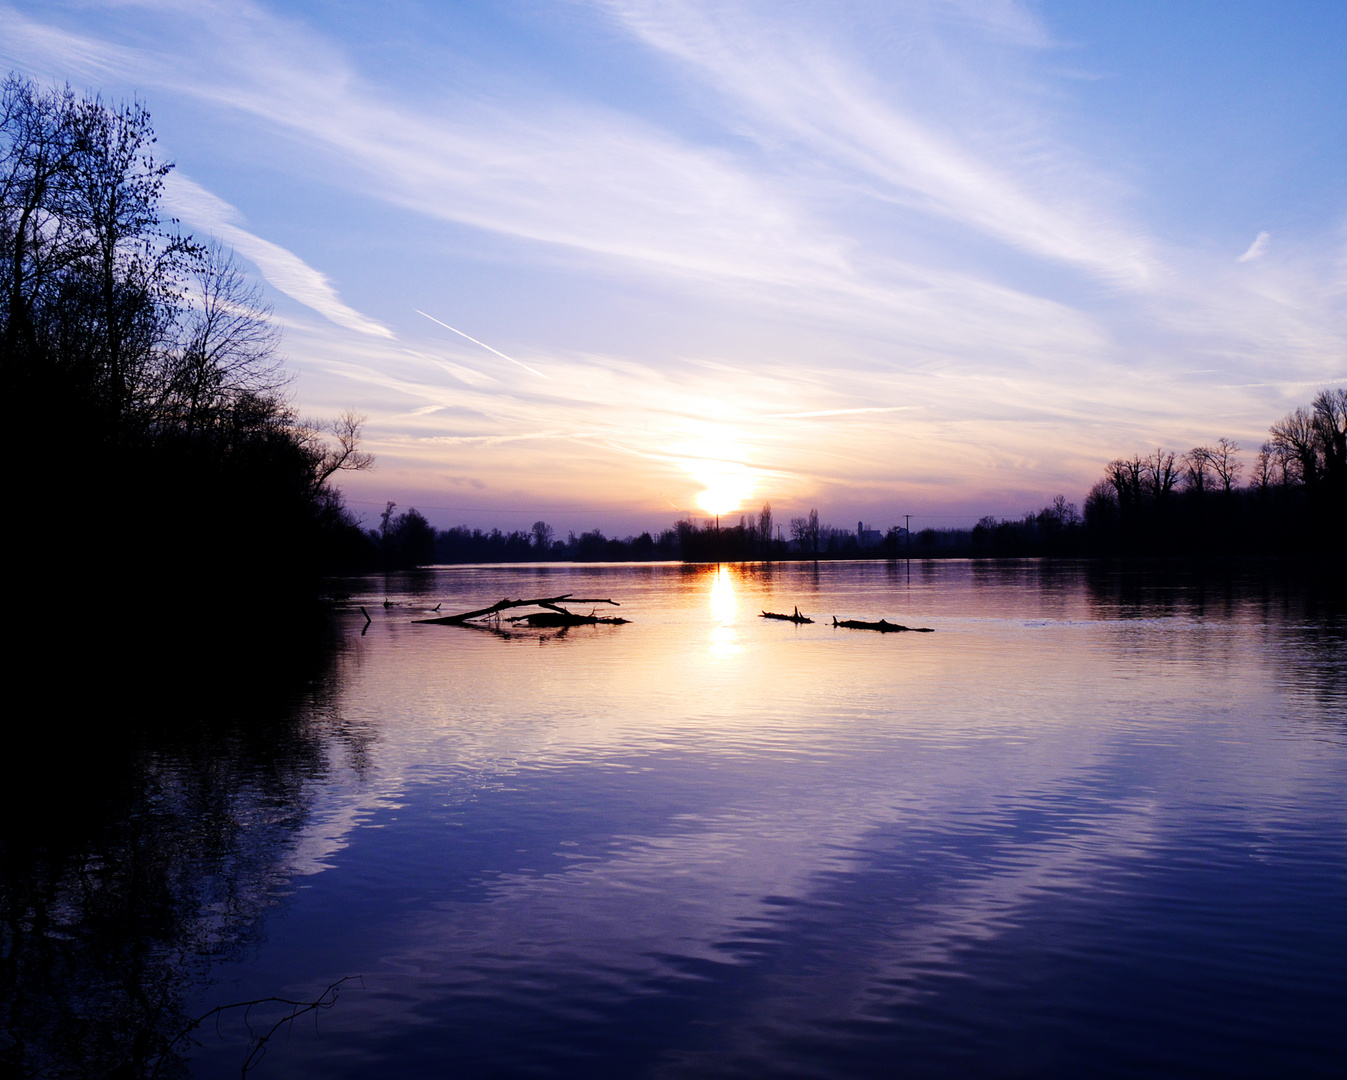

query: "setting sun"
left=677, top=426, right=758, bottom=518
left=694, top=463, right=755, bottom=517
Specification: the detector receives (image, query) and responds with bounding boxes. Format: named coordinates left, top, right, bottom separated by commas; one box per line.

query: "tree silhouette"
left=790, top=508, right=821, bottom=557
left=2, top=72, right=374, bottom=680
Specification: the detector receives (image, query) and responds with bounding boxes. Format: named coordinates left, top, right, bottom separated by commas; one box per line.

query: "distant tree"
left=1078, top=389, right=1344, bottom=557
left=1209, top=438, right=1242, bottom=493
left=757, top=502, right=773, bottom=556
left=1268, top=389, right=1347, bottom=543
left=1271, top=407, right=1319, bottom=489
left=1084, top=480, right=1118, bottom=532
left=1106, top=456, right=1145, bottom=516
left=1312, top=388, right=1347, bottom=495
left=387, top=507, right=436, bottom=567
left=531, top=520, right=554, bottom=552
left=790, top=508, right=821, bottom=556
left=1182, top=447, right=1213, bottom=493
left=1254, top=441, right=1275, bottom=490
left=1047, top=494, right=1080, bottom=527
left=1144, top=449, right=1180, bottom=504
left=574, top=529, right=609, bottom=561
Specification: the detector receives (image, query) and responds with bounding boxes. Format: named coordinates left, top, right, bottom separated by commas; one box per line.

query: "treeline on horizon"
left=968, top=388, right=1346, bottom=559
left=2, top=75, right=372, bottom=686
left=381, top=387, right=1346, bottom=567
left=369, top=503, right=899, bottom=566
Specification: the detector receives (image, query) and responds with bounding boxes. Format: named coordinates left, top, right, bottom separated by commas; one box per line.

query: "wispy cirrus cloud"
left=590, top=0, right=1156, bottom=286
left=0, top=1, right=1093, bottom=331
left=161, top=174, right=393, bottom=338
left=0, top=0, right=1141, bottom=386
left=1238, top=231, right=1270, bottom=263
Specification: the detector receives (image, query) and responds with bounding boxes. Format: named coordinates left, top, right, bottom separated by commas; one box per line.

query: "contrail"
left=415, top=309, right=549, bottom=380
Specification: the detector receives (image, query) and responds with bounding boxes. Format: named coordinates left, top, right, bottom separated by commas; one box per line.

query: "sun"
left=676, top=426, right=757, bottom=518
left=695, top=463, right=754, bottom=517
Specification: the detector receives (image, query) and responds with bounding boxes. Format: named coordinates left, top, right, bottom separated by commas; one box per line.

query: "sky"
left=3, top=0, right=1345, bottom=534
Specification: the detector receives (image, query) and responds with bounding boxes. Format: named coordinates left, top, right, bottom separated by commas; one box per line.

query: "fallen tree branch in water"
left=832, top=617, right=934, bottom=633
left=503, top=610, right=629, bottom=627
left=413, top=594, right=622, bottom=626
left=761, top=606, right=813, bottom=624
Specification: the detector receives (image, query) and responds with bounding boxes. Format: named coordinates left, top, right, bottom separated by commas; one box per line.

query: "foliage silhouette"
left=1, top=73, right=374, bottom=685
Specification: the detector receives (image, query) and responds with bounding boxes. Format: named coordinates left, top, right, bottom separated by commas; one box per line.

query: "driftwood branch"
left=414, top=595, right=622, bottom=626
left=761, top=606, right=813, bottom=624
left=832, top=617, right=934, bottom=633
left=503, top=610, right=630, bottom=627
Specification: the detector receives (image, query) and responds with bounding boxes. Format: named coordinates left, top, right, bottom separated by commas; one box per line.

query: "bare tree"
left=1254, top=441, right=1276, bottom=490
left=1106, top=455, right=1145, bottom=510
left=1144, top=449, right=1179, bottom=503
left=306, top=410, right=374, bottom=494
left=1270, top=407, right=1320, bottom=488
left=1, top=77, right=86, bottom=374
left=757, top=502, right=773, bottom=554
left=1312, top=388, right=1347, bottom=489
left=1182, top=446, right=1213, bottom=493
left=790, top=508, right=821, bottom=556
left=1209, top=437, right=1242, bottom=493
left=67, top=89, right=185, bottom=429
left=531, top=520, right=554, bottom=551
left=1049, top=494, right=1080, bottom=526
left=166, top=241, right=286, bottom=431
left=1084, top=479, right=1118, bottom=529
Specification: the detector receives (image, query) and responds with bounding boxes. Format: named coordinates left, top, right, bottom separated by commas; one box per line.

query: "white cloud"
left=160, top=173, right=393, bottom=338
left=1238, top=231, right=1270, bottom=263
left=592, top=0, right=1156, bottom=285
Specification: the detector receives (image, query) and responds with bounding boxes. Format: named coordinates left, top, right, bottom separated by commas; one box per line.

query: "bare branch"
left=153, top=977, right=361, bottom=1079
left=308, top=409, right=374, bottom=493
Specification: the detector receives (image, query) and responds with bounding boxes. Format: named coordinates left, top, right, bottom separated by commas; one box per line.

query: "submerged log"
left=505, top=611, right=630, bottom=627
left=761, top=606, right=814, bottom=624
left=414, top=594, right=622, bottom=626
left=832, top=616, right=934, bottom=633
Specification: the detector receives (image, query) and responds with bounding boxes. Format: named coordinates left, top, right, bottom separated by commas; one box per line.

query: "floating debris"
left=415, top=594, right=629, bottom=629
left=761, top=606, right=814, bottom=624
left=832, top=617, right=934, bottom=633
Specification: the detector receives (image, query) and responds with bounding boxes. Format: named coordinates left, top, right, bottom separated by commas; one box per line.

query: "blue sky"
left=4, top=0, right=1344, bottom=532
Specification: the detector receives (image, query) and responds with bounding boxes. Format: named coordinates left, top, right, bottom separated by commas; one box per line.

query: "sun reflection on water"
left=709, top=565, right=740, bottom=659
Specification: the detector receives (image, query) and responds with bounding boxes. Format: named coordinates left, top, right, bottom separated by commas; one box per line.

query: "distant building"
left=857, top=521, right=884, bottom=548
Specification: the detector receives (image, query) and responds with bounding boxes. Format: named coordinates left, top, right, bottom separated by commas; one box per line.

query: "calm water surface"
left=118, top=563, right=1347, bottom=1075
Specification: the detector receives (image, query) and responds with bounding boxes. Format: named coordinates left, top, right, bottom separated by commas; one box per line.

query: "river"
left=6, top=560, right=1345, bottom=1078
